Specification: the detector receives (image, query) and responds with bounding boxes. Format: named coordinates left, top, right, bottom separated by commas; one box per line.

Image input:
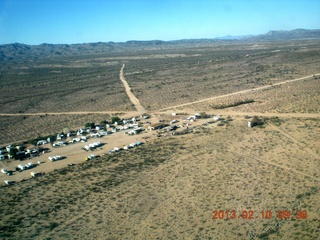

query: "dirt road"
left=119, top=64, right=146, bottom=113
left=0, top=111, right=136, bottom=116
left=157, top=109, right=320, bottom=119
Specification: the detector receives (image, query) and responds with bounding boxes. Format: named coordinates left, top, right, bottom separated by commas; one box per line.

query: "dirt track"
left=0, top=111, right=135, bottom=116
left=119, top=64, right=146, bottom=113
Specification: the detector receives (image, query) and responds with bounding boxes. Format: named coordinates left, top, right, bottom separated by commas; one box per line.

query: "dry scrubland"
left=0, top=61, right=134, bottom=113
left=1, top=40, right=320, bottom=144
left=184, top=77, right=320, bottom=114
left=1, top=40, right=320, bottom=114
left=0, top=40, right=320, bottom=239
left=124, top=40, right=320, bottom=110
left=0, top=119, right=319, bottom=239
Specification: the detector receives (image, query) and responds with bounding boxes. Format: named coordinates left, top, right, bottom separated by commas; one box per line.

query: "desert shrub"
left=48, top=222, right=59, bottom=230
left=111, top=116, right=121, bottom=124
left=85, top=122, right=95, bottom=129
left=200, top=112, right=208, bottom=118
left=264, top=117, right=283, bottom=126
left=100, top=120, right=107, bottom=125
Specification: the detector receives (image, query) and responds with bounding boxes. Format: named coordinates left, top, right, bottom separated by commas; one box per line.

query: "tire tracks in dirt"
left=269, top=124, right=319, bottom=160
left=257, top=158, right=320, bottom=182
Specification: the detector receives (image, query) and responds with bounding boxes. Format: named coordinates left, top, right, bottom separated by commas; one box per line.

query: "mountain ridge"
left=1, top=29, right=320, bottom=63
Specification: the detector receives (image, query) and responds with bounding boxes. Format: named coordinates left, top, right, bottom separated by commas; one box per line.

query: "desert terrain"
left=0, top=39, right=319, bottom=239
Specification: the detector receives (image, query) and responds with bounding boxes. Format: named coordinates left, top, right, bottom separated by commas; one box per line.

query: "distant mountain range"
left=215, top=28, right=320, bottom=40
left=1, top=29, right=320, bottom=63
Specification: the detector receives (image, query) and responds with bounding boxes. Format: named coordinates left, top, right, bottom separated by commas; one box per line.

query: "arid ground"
left=0, top=40, right=319, bottom=239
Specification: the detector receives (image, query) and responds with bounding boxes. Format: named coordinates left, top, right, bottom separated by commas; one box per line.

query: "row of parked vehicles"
left=1, top=161, right=38, bottom=176
left=2, top=161, right=44, bottom=185
left=109, top=141, right=143, bottom=154
left=48, top=155, right=65, bottom=162
left=83, top=142, right=103, bottom=151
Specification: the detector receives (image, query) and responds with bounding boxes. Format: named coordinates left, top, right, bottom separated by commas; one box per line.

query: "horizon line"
left=1, top=28, right=319, bottom=46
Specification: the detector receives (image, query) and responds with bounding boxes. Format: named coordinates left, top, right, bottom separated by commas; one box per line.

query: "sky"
left=0, top=0, right=319, bottom=45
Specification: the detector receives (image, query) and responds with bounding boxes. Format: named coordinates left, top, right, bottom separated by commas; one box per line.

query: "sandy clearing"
left=0, top=127, right=156, bottom=183
left=119, top=64, right=146, bottom=113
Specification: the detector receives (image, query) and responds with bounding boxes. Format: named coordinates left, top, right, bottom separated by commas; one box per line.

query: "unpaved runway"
left=119, top=64, right=146, bottom=113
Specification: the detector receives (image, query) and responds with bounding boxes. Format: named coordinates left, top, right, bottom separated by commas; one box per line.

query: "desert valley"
left=0, top=30, right=320, bottom=239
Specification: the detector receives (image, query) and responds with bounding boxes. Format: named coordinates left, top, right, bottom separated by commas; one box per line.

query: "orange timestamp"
left=212, top=210, right=308, bottom=220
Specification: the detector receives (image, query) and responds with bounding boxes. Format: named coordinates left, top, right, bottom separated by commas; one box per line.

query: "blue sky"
left=0, top=0, right=319, bottom=45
